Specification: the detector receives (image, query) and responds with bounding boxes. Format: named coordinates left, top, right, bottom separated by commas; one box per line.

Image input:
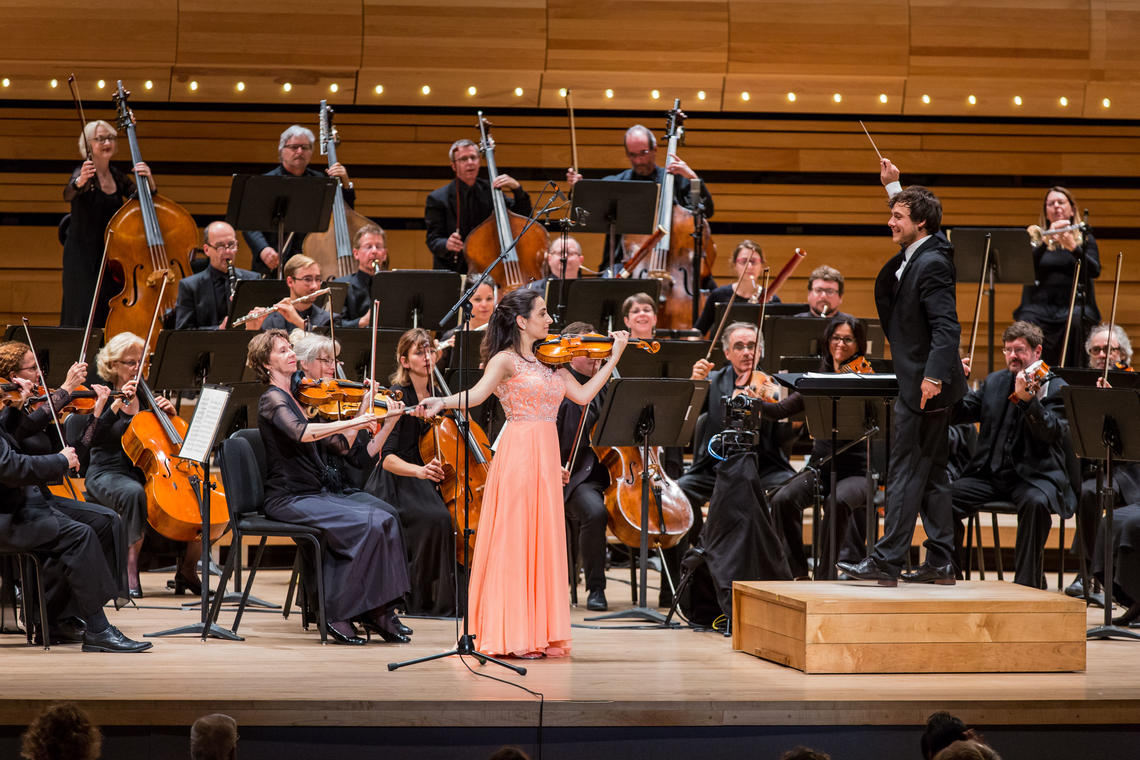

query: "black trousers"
left=872, top=401, right=955, bottom=571
left=566, top=478, right=607, bottom=592
left=1076, top=475, right=1121, bottom=576
left=770, top=470, right=868, bottom=579
left=951, top=472, right=1053, bottom=589
left=39, top=493, right=129, bottom=614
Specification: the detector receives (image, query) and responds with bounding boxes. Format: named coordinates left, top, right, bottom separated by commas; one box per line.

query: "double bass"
left=621, top=99, right=716, bottom=330
left=462, top=113, right=549, bottom=291
left=103, top=81, right=195, bottom=347
left=302, top=100, right=373, bottom=279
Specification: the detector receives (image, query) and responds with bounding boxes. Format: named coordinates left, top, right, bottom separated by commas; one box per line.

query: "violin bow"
left=1102, top=253, right=1124, bottom=387
left=750, top=268, right=772, bottom=377
left=133, top=276, right=168, bottom=393
left=1058, top=257, right=1082, bottom=368
left=20, top=318, right=79, bottom=498
left=965, top=232, right=992, bottom=378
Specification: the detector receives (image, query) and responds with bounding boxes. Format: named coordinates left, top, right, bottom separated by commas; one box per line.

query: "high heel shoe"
left=355, top=614, right=410, bottom=643
left=169, top=570, right=203, bottom=596
left=392, top=615, right=413, bottom=636
left=327, top=621, right=366, bottom=645
left=128, top=586, right=143, bottom=600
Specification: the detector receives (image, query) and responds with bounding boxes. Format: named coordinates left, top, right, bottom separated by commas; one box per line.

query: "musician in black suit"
left=566, top=124, right=714, bottom=274
left=174, top=222, right=258, bottom=330
left=0, top=426, right=150, bottom=651
left=242, top=255, right=332, bottom=332
left=333, top=223, right=388, bottom=328
left=950, top=321, right=1076, bottom=588
left=838, top=163, right=967, bottom=585
left=242, top=125, right=356, bottom=277
left=424, top=139, right=531, bottom=273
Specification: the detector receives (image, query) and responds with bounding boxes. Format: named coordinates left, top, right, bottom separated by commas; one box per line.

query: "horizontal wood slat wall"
left=1, top=105, right=1137, bottom=354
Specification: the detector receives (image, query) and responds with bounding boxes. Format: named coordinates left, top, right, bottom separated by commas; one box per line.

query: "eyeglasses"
left=315, top=357, right=336, bottom=365
left=1089, top=345, right=1121, bottom=356
left=16, top=364, right=36, bottom=372
left=811, top=287, right=840, bottom=297
left=115, top=359, right=141, bottom=367
left=92, top=135, right=117, bottom=144
left=626, top=148, right=654, bottom=158
left=730, top=342, right=757, bottom=352
left=829, top=335, right=856, bottom=345
left=207, top=241, right=239, bottom=252
left=291, top=276, right=323, bottom=285
left=1001, top=346, right=1032, bottom=356
left=283, top=143, right=312, bottom=152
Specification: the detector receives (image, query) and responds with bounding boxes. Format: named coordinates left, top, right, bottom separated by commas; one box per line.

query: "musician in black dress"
left=242, top=125, right=356, bottom=277
left=60, top=119, right=154, bottom=327
left=248, top=329, right=411, bottom=644
left=424, top=139, right=531, bottom=273
left=693, top=241, right=773, bottom=335
left=174, top=221, right=258, bottom=329
left=333, top=224, right=388, bottom=328
left=763, top=315, right=874, bottom=579
left=1013, top=186, right=1100, bottom=366
left=366, top=327, right=458, bottom=617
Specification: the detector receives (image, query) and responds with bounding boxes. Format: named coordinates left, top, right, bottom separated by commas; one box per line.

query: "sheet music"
left=179, top=385, right=232, bottom=464
left=802, top=372, right=897, bottom=381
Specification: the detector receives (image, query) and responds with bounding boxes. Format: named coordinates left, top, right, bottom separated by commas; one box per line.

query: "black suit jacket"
left=689, top=365, right=793, bottom=478
left=556, top=369, right=609, bottom=496
left=333, top=270, right=372, bottom=326
left=952, top=370, right=1076, bottom=516
left=424, top=178, right=532, bottom=273
left=174, top=265, right=259, bottom=329
left=0, top=427, right=68, bottom=550
left=874, top=232, right=967, bottom=413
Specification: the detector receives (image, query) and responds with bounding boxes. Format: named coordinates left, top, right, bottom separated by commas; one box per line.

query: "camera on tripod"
left=709, top=393, right=762, bottom=456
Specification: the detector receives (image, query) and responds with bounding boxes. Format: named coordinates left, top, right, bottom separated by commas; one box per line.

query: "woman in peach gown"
left=417, top=289, right=628, bottom=658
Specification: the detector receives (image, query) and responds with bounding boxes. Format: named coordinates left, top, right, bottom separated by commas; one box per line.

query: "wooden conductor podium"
left=732, top=581, right=1086, bottom=674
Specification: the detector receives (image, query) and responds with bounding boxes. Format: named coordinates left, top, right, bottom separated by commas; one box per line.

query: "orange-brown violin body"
left=534, top=333, right=660, bottom=366
left=838, top=355, right=874, bottom=374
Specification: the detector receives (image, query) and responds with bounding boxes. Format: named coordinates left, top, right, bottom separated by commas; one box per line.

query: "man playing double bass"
left=424, top=139, right=532, bottom=274
left=242, top=125, right=356, bottom=278
left=566, top=124, right=714, bottom=274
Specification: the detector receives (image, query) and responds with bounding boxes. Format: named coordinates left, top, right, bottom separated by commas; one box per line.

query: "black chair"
left=0, top=551, right=50, bottom=650
left=210, top=431, right=328, bottom=643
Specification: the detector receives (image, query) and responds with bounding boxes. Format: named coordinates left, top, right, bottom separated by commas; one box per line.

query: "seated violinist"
left=333, top=224, right=389, bottom=328
left=693, top=240, right=773, bottom=335
left=1086, top=323, right=1132, bottom=371
left=951, top=321, right=1074, bottom=588
left=174, top=221, right=258, bottom=330
left=366, top=327, right=458, bottom=617
left=659, top=322, right=795, bottom=607
left=241, top=255, right=332, bottom=332
left=247, top=329, right=411, bottom=644
left=555, top=321, right=612, bottom=612
left=82, top=332, right=200, bottom=598
left=761, top=316, right=874, bottom=579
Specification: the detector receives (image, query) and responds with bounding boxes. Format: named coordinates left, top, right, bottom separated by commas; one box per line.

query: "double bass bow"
left=104, top=81, right=195, bottom=351
left=302, top=100, right=373, bottom=280
left=462, top=113, right=549, bottom=291
left=621, top=99, right=716, bottom=330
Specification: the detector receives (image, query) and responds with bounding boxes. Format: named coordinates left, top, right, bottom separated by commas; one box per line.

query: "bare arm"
left=417, top=351, right=513, bottom=416
left=559, top=332, right=629, bottom=405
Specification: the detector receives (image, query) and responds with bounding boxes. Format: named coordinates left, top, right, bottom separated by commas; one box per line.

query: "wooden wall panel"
left=0, top=1, right=178, bottom=65
left=727, top=0, right=909, bottom=77
left=546, top=0, right=729, bottom=73
left=175, top=0, right=363, bottom=70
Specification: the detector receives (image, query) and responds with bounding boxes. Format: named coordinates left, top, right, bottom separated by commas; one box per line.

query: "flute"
left=232, top=287, right=331, bottom=326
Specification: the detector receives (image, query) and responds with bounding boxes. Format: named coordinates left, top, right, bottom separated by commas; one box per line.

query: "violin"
left=298, top=378, right=404, bottom=420
left=533, top=333, right=660, bottom=366
left=838, top=355, right=875, bottom=374
left=27, top=385, right=125, bottom=416
left=1114, top=361, right=1134, bottom=372
left=1009, top=359, right=1051, bottom=403
left=732, top=370, right=780, bottom=402
left=1, top=377, right=39, bottom=407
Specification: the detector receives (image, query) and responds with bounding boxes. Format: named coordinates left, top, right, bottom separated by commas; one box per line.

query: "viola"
left=533, top=333, right=660, bottom=366
left=597, top=444, right=693, bottom=551
left=121, top=378, right=229, bottom=542
left=838, top=355, right=875, bottom=374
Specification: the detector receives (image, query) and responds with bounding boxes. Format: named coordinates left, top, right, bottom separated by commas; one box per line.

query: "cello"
left=103, top=81, right=195, bottom=350
left=621, top=99, right=716, bottom=330
left=462, top=113, right=549, bottom=291
left=302, top=100, right=374, bottom=279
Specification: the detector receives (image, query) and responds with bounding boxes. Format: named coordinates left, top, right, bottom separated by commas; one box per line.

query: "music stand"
left=327, top=328, right=404, bottom=384
left=1056, top=368, right=1140, bottom=390
left=708, top=302, right=808, bottom=337
left=567, top=179, right=658, bottom=274
left=2, top=326, right=101, bottom=387
left=147, top=330, right=256, bottom=391
left=443, top=330, right=487, bottom=373
left=949, top=227, right=1037, bottom=374
left=545, top=278, right=661, bottom=333
left=146, top=385, right=242, bottom=641
left=617, top=339, right=711, bottom=378
left=226, top=280, right=288, bottom=327
left=217, top=382, right=264, bottom=440
left=226, top=174, right=336, bottom=278
left=1063, top=386, right=1140, bottom=641
left=586, top=378, right=708, bottom=626
left=371, top=271, right=462, bottom=329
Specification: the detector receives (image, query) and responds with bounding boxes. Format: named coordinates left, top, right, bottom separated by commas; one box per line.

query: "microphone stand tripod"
left=388, top=189, right=567, bottom=675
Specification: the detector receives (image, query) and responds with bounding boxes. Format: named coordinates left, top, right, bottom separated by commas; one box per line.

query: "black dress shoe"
left=392, top=615, right=413, bottom=636
left=33, top=616, right=86, bottom=646
left=327, top=621, right=366, bottom=645
left=901, top=563, right=956, bottom=585
left=836, top=557, right=899, bottom=586
left=586, top=588, right=608, bottom=612
left=1113, top=601, right=1140, bottom=627
left=82, top=625, right=153, bottom=653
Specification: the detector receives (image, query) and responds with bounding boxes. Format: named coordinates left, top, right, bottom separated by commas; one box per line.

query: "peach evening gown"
left=468, top=351, right=571, bottom=657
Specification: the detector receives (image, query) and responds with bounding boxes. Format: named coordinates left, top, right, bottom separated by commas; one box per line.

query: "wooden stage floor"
left=3, top=568, right=1140, bottom=757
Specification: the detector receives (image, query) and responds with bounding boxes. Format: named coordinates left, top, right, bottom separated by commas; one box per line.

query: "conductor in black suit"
left=838, top=161, right=967, bottom=585
left=174, top=221, right=258, bottom=329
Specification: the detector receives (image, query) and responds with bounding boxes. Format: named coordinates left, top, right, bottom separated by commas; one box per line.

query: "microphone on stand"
left=688, top=177, right=703, bottom=211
